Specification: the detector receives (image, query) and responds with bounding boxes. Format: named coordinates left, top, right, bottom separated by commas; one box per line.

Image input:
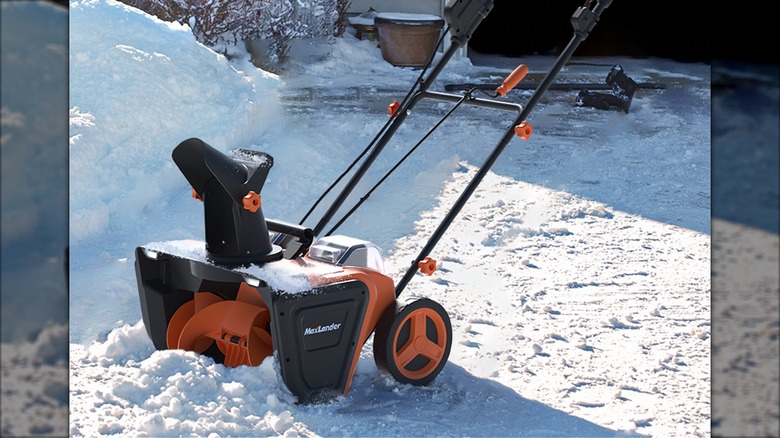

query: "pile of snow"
left=69, top=0, right=283, bottom=244
left=68, top=0, right=712, bottom=436
left=70, top=322, right=623, bottom=437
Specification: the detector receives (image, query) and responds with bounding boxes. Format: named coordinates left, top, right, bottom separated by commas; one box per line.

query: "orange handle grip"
left=496, top=64, right=529, bottom=97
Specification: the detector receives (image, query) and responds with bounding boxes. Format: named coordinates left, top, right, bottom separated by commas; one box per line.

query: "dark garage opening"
left=469, top=1, right=711, bottom=63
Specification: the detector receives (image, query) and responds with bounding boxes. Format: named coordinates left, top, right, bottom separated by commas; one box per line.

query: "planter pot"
left=375, top=12, right=444, bottom=68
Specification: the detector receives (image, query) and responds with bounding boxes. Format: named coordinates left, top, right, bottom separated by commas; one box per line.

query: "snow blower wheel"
left=374, top=298, right=452, bottom=385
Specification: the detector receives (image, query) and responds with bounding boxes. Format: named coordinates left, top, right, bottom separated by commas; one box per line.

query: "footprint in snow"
left=521, top=259, right=539, bottom=269
left=530, top=343, right=549, bottom=357
left=605, top=317, right=639, bottom=330
left=572, top=401, right=606, bottom=408
left=461, top=340, right=481, bottom=349
left=547, top=333, right=567, bottom=342
left=576, top=343, right=596, bottom=352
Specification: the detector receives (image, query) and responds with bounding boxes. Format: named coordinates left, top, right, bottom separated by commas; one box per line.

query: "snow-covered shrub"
left=118, top=0, right=350, bottom=69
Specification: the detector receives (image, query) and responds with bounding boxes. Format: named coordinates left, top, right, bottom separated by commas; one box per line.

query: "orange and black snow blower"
left=135, top=0, right=612, bottom=403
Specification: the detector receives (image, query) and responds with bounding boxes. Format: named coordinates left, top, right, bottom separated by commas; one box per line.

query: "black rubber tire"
left=373, top=298, right=452, bottom=386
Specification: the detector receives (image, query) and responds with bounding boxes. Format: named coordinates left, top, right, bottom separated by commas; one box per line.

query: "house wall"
left=348, top=0, right=443, bottom=16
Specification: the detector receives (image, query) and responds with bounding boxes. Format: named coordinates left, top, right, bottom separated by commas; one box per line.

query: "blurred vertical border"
left=710, top=61, right=780, bottom=436
left=709, top=2, right=780, bottom=436
left=0, top=0, right=777, bottom=435
left=1, top=0, right=69, bottom=436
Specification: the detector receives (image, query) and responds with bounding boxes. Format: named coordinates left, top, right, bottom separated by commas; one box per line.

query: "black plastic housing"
left=270, top=280, right=369, bottom=403
left=172, top=138, right=282, bottom=264
left=135, top=248, right=369, bottom=403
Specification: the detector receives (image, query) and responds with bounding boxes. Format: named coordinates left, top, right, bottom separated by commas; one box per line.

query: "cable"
left=298, top=25, right=452, bottom=226
left=324, top=89, right=472, bottom=236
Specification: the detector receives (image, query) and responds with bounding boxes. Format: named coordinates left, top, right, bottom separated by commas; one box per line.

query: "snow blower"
left=135, top=0, right=613, bottom=403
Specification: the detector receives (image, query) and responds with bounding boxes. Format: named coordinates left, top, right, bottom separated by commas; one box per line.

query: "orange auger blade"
left=167, top=300, right=195, bottom=350
left=175, top=300, right=272, bottom=367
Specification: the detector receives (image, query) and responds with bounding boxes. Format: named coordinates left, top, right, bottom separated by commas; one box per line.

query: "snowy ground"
left=64, top=1, right=714, bottom=436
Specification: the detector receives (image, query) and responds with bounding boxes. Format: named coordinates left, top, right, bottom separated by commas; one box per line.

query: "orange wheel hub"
left=392, top=307, right=449, bottom=381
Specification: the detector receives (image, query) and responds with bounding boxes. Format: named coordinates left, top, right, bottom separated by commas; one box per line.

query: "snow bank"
left=69, top=0, right=283, bottom=244
left=282, top=31, right=478, bottom=89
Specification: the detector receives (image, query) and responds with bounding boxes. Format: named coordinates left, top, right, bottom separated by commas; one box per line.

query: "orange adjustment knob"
left=418, top=257, right=437, bottom=276
left=242, top=191, right=261, bottom=212
left=514, top=121, right=533, bottom=140
left=192, top=187, right=202, bottom=201
left=388, top=101, right=401, bottom=117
